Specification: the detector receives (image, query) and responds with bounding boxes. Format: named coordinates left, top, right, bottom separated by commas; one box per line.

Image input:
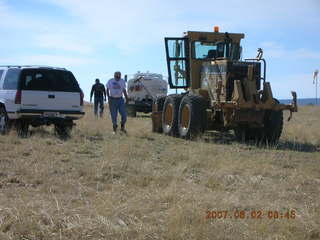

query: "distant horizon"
left=83, top=97, right=320, bottom=106
left=280, top=98, right=320, bottom=106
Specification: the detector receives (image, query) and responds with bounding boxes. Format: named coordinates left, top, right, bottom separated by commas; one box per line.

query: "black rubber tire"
left=155, top=96, right=166, bottom=112
left=126, top=105, right=137, bottom=117
left=234, top=127, right=262, bottom=142
left=263, top=109, right=283, bottom=145
left=178, top=95, right=208, bottom=139
left=234, top=99, right=283, bottom=145
left=54, top=121, right=73, bottom=138
left=16, top=120, right=29, bottom=138
left=0, top=106, right=10, bottom=135
left=162, top=95, right=183, bottom=136
left=152, top=96, right=167, bottom=133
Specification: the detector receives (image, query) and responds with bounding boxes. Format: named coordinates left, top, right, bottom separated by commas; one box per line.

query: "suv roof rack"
left=0, top=65, right=67, bottom=70
left=0, top=65, right=23, bottom=68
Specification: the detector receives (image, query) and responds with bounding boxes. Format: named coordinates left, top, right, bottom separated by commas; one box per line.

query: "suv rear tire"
left=16, top=120, right=29, bottom=138
left=0, top=106, right=10, bottom=135
left=54, top=121, right=73, bottom=138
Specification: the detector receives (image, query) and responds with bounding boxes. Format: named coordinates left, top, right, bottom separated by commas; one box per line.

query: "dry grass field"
left=0, top=104, right=319, bottom=240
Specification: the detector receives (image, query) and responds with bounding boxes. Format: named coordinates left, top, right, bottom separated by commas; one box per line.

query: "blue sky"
left=0, top=0, right=319, bottom=100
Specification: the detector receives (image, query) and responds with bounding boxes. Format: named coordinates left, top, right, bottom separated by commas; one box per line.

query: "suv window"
left=3, top=68, right=21, bottom=90
left=20, top=69, right=80, bottom=92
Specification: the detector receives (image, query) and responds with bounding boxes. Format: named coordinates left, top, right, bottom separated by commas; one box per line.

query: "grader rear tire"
left=178, top=95, right=207, bottom=139
left=155, top=96, right=166, bottom=112
left=152, top=96, right=167, bottom=133
left=162, top=95, right=183, bottom=136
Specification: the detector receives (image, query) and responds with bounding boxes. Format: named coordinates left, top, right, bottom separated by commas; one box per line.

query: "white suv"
left=0, top=66, right=85, bottom=137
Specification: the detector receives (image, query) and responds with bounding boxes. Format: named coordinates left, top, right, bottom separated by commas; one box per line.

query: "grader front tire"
left=263, top=110, right=283, bottom=145
left=234, top=110, right=283, bottom=145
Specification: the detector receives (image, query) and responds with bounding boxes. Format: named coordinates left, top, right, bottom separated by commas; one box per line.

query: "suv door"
left=1, top=68, right=21, bottom=114
left=51, top=70, right=82, bottom=111
left=20, top=69, right=82, bottom=112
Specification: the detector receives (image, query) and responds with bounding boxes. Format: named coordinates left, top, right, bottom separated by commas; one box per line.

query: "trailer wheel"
left=178, top=95, right=207, bottom=139
left=162, top=95, right=183, bottom=136
left=126, top=105, right=137, bottom=117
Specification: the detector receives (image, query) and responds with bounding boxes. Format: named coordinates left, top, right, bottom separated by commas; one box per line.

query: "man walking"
left=107, top=71, right=129, bottom=134
left=90, top=78, right=106, bottom=117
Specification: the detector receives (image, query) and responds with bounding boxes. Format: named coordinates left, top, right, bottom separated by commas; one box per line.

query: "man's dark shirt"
left=90, top=83, right=106, bottom=99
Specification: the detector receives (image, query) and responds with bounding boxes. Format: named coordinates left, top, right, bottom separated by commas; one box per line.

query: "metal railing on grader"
left=151, top=27, right=297, bottom=144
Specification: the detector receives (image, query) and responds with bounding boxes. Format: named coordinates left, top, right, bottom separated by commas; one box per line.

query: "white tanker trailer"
left=126, top=72, right=168, bottom=117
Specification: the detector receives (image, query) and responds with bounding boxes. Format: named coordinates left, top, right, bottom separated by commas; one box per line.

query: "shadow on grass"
left=276, top=141, right=319, bottom=153
left=202, top=131, right=235, bottom=145
left=29, top=127, right=72, bottom=141
left=29, top=127, right=52, bottom=138
left=201, top=131, right=319, bottom=153
left=134, top=114, right=151, bottom=119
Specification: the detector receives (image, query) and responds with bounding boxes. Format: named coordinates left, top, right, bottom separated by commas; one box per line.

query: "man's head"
left=95, top=78, right=100, bottom=84
left=114, top=71, right=121, bottom=80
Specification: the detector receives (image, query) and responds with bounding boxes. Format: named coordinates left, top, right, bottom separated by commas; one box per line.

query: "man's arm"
left=106, top=87, right=110, bottom=99
left=90, top=85, right=94, bottom=102
left=106, top=81, right=110, bottom=101
left=123, top=89, right=129, bottom=104
left=102, top=85, right=106, bottom=101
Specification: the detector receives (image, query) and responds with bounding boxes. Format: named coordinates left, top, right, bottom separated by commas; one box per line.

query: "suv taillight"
left=15, top=90, right=22, bottom=104
left=80, top=90, right=84, bottom=106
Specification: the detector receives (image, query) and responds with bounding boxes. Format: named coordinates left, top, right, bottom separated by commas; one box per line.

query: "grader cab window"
left=193, top=42, right=218, bottom=59
left=193, top=41, right=241, bottom=60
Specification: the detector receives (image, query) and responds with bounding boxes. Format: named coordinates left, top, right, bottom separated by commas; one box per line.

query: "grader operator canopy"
left=165, top=31, right=244, bottom=89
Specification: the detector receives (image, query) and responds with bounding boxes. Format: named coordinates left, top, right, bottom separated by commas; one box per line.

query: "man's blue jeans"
left=109, top=97, right=127, bottom=128
left=94, top=96, right=104, bottom=117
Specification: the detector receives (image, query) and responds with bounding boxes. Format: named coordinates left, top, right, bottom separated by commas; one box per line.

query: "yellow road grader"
left=152, top=27, right=297, bottom=144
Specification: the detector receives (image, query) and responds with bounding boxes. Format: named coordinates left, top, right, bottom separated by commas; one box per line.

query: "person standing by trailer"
left=90, top=78, right=106, bottom=117
left=107, top=71, right=129, bottom=134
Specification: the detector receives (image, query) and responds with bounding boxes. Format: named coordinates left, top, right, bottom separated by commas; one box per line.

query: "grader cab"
left=152, top=27, right=297, bottom=143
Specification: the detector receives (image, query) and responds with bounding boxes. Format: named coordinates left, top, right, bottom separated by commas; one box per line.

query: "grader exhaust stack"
left=152, top=28, right=297, bottom=144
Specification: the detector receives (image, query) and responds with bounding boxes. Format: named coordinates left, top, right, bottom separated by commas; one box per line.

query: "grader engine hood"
left=201, top=60, right=297, bottom=118
left=201, top=61, right=261, bottom=102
